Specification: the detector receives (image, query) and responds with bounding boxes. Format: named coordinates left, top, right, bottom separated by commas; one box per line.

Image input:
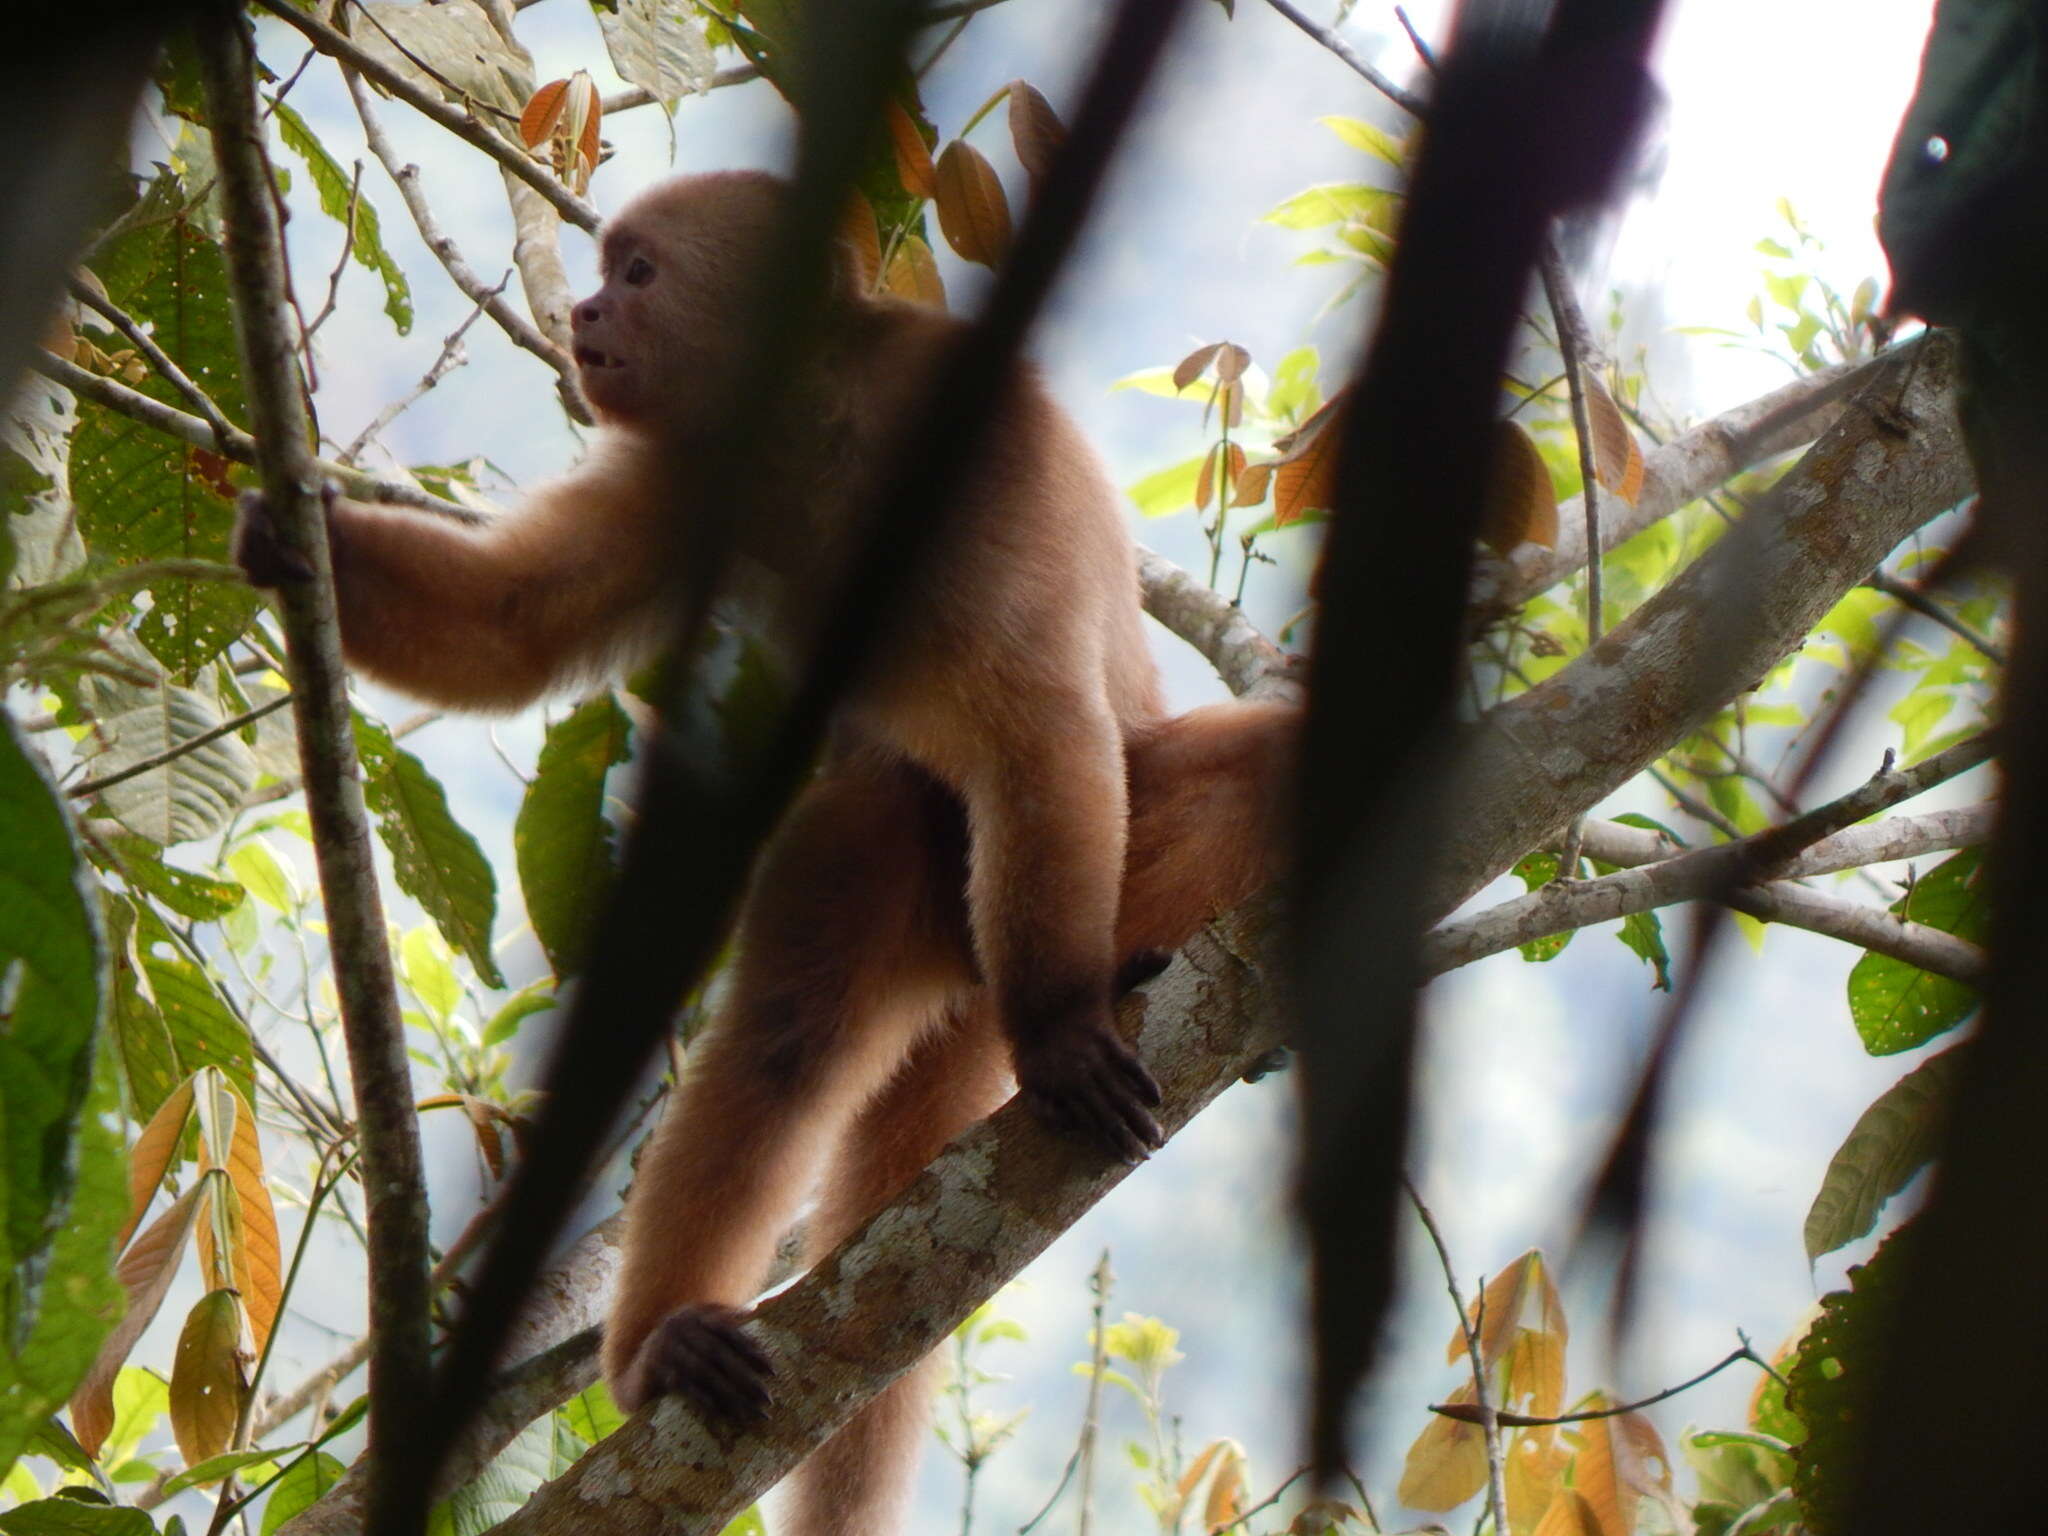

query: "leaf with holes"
left=933, top=140, right=1011, bottom=266
left=169, top=1288, right=246, bottom=1468
left=355, top=714, right=504, bottom=988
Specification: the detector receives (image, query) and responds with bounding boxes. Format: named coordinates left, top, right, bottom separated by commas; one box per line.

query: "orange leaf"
left=1480, top=421, right=1559, bottom=554
left=1196, top=441, right=1221, bottom=513
left=170, top=1289, right=247, bottom=1468
left=69, top=1182, right=208, bottom=1456
left=1452, top=1249, right=1568, bottom=1417
left=886, top=99, right=937, bottom=200
left=1562, top=1396, right=1642, bottom=1536
left=1202, top=1441, right=1247, bottom=1529
left=1232, top=459, right=1274, bottom=508
left=1583, top=373, right=1643, bottom=504
left=933, top=140, right=1012, bottom=266
left=1530, top=1489, right=1603, bottom=1536
left=191, top=1071, right=281, bottom=1353
left=1272, top=391, right=1350, bottom=528
left=1506, top=1427, right=1570, bottom=1536
left=838, top=194, right=882, bottom=292
left=1173, top=342, right=1224, bottom=392
left=1398, top=1381, right=1488, bottom=1511
left=884, top=235, right=946, bottom=307
left=519, top=79, right=568, bottom=147
left=120, top=1074, right=196, bottom=1253
left=1005, top=79, right=1065, bottom=186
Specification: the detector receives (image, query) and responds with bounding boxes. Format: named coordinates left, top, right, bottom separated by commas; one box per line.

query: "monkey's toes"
left=635, top=1303, right=775, bottom=1423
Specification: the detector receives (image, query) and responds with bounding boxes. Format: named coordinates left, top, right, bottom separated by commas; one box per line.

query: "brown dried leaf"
left=838, top=194, right=882, bottom=292
left=1196, top=441, right=1221, bottom=513
left=1232, top=458, right=1275, bottom=508
left=1006, top=79, right=1065, bottom=186
left=170, top=1288, right=247, bottom=1468
left=1619, top=1411, right=1672, bottom=1494
left=884, top=235, right=946, bottom=308
left=1480, top=421, right=1560, bottom=554
left=519, top=78, right=568, bottom=147
left=886, top=99, right=937, bottom=200
left=1583, top=373, right=1643, bottom=504
left=1398, top=1382, right=1488, bottom=1511
left=1202, top=1441, right=1247, bottom=1529
left=1273, top=391, right=1350, bottom=528
left=120, top=1073, right=196, bottom=1252
left=1214, top=342, right=1251, bottom=384
left=934, top=140, right=1012, bottom=266
left=1452, top=1249, right=1568, bottom=1417
left=1173, top=342, right=1224, bottom=392
left=69, top=1183, right=207, bottom=1456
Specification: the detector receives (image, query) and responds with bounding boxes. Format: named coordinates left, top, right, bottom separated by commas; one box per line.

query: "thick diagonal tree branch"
left=196, top=11, right=434, bottom=1512
left=466, top=336, right=1971, bottom=1536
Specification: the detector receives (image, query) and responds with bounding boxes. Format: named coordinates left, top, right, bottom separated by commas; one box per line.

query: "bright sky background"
left=199, top=1, right=1968, bottom=1530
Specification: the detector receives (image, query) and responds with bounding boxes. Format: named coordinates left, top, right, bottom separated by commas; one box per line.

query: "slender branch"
left=1865, top=566, right=2007, bottom=665
left=196, top=13, right=435, bottom=1521
left=1207, top=1466, right=1311, bottom=1536
left=1430, top=1339, right=1774, bottom=1428
left=1540, top=251, right=1605, bottom=650
left=67, top=278, right=235, bottom=446
left=339, top=276, right=504, bottom=464
left=68, top=693, right=293, bottom=799
left=304, top=159, right=364, bottom=340
left=248, top=0, right=601, bottom=233
left=1404, top=1178, right=1507, bottom=1536
left=1578, top=801, right=1991, bottom=879
left=26, top=347, right=474, bottom=515
left=1261, top=0, right=1427, bottom=115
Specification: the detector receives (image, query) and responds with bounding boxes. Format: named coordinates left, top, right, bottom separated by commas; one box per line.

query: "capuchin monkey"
left=236, top=170, right=1293, bottom=1535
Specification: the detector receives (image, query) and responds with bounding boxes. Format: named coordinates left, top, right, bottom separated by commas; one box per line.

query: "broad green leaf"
left=558, top=1381, right=626, bottom=1444
left=0, top=711, right=105, bottom=1343
left=1265, top=345, right=1322, bottom=424
left=1616, top=910, right=1671, bottom=990
left=1318, top=114, right=1405, bottom=165
left=94, top=835, right=244, bottom=922
left=353, top=0, right=532, bottom=114
left=515, top=695, right=632, bottom=978
left=435, top=1415, right=555, bottom=1536
left=1847, top=847, right=1986, bottom=1053
left=133, top=948, right=256, bottom=1112
left=269, top=100, right=413, bottom=334
left=482, top=983, right=555, bottom=1048
left=1510, top=851, right=1569, bottom=961
left=258, top=1451, right=344, bottom=1536
left=70, top=172, right=258, bottom=676
left=77, top=674, right=256, bottom=846
left=1804, top=1045, right=1962, bottom=1260
left=226, top=844, right=296, bottom=915
left=162, top=1445, right=298, bottom=1494
left=1126, top=455, right=1204, bottom=518
left=1263, top=182, right=1401, bottom=231
left=595, top=0, right=715, bottom=103
left=718, top=1510, right=767, bottom=1536
left=401, top=927, right=463, bottom=1023
left=0, top=1500, right=154, bottom=1536
left=355, top=716, right=504, bottom=988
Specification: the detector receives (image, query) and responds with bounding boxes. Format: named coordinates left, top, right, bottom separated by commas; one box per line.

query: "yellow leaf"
left=170, top=1289, right=248, bottom=1468
left=884, top=235, right=946, bottom=308
left=190, top=1071, right=281, bottom=1353
left=1583, top=373, right=1643, bottom=504
left=1564, top=1397, right=1629, bottom=1536
left=933, top=140, right=1012, bottom=266
left=70, top=1183, right=207, bottom=1456
left=1451, top=1250, right=1568, bottom=1417
left=1233, top=459, right=1274, bottom=508
left=1398, top=1382, right=1488, bottom=1511
left=1202, top=1441, right=1246, bottom=1529
left=838, top=195, right=882, bottom=292
left=1480, top=421, right=1559, bottom=554
left=1530, top=1489, right=1603, bottom=1536
left=886, top=99, right=937, bottom=200
left=120, top=1074, right=196, bottom=1252
left=1505, top=1427, right=1570, bottom=1536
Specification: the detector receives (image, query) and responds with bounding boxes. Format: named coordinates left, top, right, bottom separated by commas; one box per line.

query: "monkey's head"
left=573, top=170, right=795, bottom=427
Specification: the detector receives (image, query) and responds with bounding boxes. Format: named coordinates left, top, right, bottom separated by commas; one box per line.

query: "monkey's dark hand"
left=232, top=486, right=328, bottom=587
left=622, top=1303, right=775, bottom=1423
left=1014, top=1014, right=1165, bottom=1164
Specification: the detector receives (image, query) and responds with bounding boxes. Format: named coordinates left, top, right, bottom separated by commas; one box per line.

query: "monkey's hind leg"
left=603, top=760, right=973, bottom=1417
left=779, top=1003, right=1013, bottom=1536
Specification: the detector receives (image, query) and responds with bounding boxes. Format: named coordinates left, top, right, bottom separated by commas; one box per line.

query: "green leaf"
left=93, top=835, right=244, bottom=922
left=258, top=1451, right=344, bottom=1536
left=0, top=1500, right=154, bottom=1536
left=515, top=695, right=632, bottom=978
left=595, top=0, right=716, bottom=104
left=226, top=844, right=296, bottom=915
left=1509, top=850, right=1570, bottom=961
left=1847, top=847, right=1987, bottom=1054
left=355, top=716, right=504, bottom=989
left=77, top=672, right=256, bottom=846
left=717, top=1509, right=766, bottom=1536
left=0, top=712, right=105, bottom=1338
left=481, top=984, right=555, bottom=1048
left=1265, top=345, right=1322, bottom=424
left=400, top=928, right=462, bottom=1022
left=435, top=1417, right=554, bottom=1536
left=269, top=100, right=413, bottom=334
left=1126, top=455, right=1204, bottom=518
left=1804, top=1046, right=1962, bottom=1261
left=1318, top=114, right=1404, bottom=165
left=558, top=1382, right=626, bottom=1445
left=71, top=172, right=259, bottom=677
left=1262, top=182, right=1401, bottom=231
left=162, top=1445, right=298, bottom=1495
left=1616, top=910, right=1671, bottom=990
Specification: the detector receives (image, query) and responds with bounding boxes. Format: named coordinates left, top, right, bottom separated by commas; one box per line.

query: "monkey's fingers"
left=636, top=1304, right=776, bottom=1423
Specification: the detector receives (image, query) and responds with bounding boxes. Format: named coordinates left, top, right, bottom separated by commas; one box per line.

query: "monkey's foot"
left=623, top=1303, right=775, bottom=1422
left=1015, top=1017, right=1165, bottom=1164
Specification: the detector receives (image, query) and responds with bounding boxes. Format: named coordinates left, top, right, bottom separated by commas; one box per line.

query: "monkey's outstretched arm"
left=235, top=476, right=668, bottom=711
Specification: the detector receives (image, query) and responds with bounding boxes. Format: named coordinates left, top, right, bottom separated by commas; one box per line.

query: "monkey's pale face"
left=574, top=170, right=791, bottom=428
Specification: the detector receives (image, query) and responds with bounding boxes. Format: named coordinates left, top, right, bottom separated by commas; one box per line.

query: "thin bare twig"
left=248, top=0, right=600, bottom=233
left=68, top=693, right=295, bottom=799
left=1429, top=1338, right=1776, bottom=1428
left=1261, top=0, right=1427, bottom=115
left=339, top=275, right=505, bottom=464
left=304, top=159, right=364, bottom=340
left=1208, top=1465, right=1312, bottom=1535
left=1404, top=1178, right=1508, bottom=1536
left=1865, top=566, right=2008, bottom=666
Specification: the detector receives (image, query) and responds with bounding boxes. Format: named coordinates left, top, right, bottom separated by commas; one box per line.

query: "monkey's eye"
left=623, top=256, right=655, bottom=287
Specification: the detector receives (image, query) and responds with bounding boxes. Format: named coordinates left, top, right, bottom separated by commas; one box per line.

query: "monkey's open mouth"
left=575, top=347, right=625, bottom=370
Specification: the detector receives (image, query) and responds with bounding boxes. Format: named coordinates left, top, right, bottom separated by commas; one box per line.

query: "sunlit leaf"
left=883, top=235, right=945, bottom=307
left=1398, top=1382, right=1488, bottom=1511
left=1481, top=421, right=1560, bottom=554
left=1582, top=373, right=1643, bottom=503
left=933, top=140, right=1011, bottom=265
left=886, top=99, right=937, bottom=199
left=1846, top=846, right=1985, bottom=1053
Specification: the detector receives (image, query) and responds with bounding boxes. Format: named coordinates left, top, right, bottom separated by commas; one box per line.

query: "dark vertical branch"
left=1291, top=0, right=1661, bottom=1472
left=193, top=2, right=435, bottom=1519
